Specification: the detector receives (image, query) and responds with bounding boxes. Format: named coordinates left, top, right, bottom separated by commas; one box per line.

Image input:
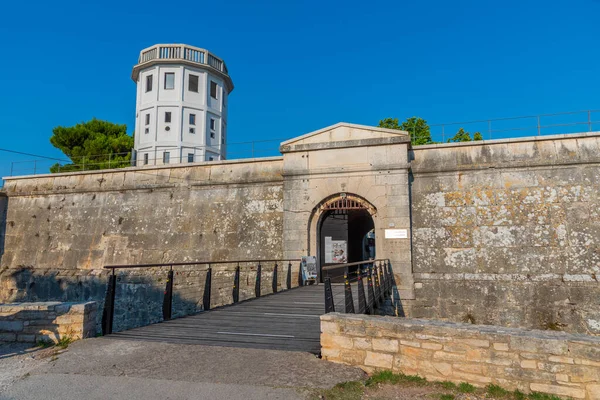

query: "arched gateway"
left=280, top=123, right=415, bottom=301
left=310, top=193, right=377, bottom=282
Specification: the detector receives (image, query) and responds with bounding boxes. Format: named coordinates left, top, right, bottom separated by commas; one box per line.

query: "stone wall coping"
left=0, top=301, right=97, bottom=313
left=2, top=156, right=284, bottom=182
left=410, top=131, right=600, bottom=151
left=320, top=313, right=600, bottom=345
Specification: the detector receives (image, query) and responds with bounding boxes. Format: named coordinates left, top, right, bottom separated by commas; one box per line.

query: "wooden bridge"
left=110, top=285, right=324, bottom=353
left=102, top=259, right=392, bottom=354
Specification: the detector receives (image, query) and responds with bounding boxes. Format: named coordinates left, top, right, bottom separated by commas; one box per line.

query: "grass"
left=487, top=384, right=510, bottom=397
left=56, top=335, right=73, bottom=349
left=458, top=382, right=476, bottom=393
left=315, top=371, right=567, bottom=400
left=366, top=370, right=427, bottom=387
left=318, top=381, right=363, bottom=400
left=528, top=392, right=562, bottom=400
left=36, top=340, right=53, bottom=349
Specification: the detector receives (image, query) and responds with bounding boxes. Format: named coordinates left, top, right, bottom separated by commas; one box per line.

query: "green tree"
left=378, top=117, right=433, bottom=146
left=447, top=127, right=484, bottom=143
left=49, top=118, right=134, bottom=173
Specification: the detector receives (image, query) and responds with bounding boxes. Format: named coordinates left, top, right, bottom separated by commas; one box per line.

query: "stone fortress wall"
left=410, top=133, right=600, bottom=335
left=0, top=158, right=289, bottom=331
left=0, top=126, right=599, bottom=336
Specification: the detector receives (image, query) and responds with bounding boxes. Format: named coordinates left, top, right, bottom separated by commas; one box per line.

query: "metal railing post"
left=162, top=267, right=174, bottom=321
left=203, top=265, right=212, bottom=310
left=286, top=262, right=292, bottom=290
left=344, top=267, right=355, bottom=314
left=101, top=270, right=117, bottom=335
left=367, top=266, right=375, bottom=315
left=357, top=265, right=367, bottom=314
left=255, top=262, right=262, bottom=298
left=233, top=263, right=240, bottom=303
left=324, top=277, right=335, bottom=313
left=10, top=162, right=13, bottom=176
left=378, top=261, right=385, bottom=300
left=298, top=261, right=304, bottom=287
left=589, top=110, right=592, bottom=132
left=272, top=262, right=278, bottom=294
left=33, top=160, right=37, bottom=175
left=373, top=263, right=381, bottom=307
left=537, top=115, right=541, bottom=136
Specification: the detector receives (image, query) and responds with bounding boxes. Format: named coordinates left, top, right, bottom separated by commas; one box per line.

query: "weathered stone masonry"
left=0, top=158, right=287, bottom=331
left=0, top=125, right=599, bottom=337
left=410, top=133, right=600, bottom=335
left=321, top=313, right=600, bottom=399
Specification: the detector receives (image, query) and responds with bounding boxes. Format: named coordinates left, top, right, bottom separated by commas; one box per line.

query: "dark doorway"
left=318, top=208, right=375, bottom=282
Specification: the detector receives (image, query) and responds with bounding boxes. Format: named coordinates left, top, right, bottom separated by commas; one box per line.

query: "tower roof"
left=132, top=44, right=233, bottom=92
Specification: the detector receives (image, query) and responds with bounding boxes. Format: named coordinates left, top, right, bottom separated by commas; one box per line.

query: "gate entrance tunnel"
left=318, top=204, right=375, bottom=283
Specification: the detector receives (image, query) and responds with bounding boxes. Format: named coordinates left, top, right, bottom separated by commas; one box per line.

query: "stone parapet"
left=0, top=301, right=97, bottom=343
left=321, top=313, right=600, bottom=400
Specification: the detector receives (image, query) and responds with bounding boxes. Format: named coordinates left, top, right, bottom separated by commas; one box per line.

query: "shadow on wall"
left=0, top=267, right=200, bottom=334
left=384, top=262, right=406, bottom=317
left=0, top=194, right=7, bottom=265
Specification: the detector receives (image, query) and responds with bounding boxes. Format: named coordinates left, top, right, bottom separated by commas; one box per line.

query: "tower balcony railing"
left=137, top=44, right=228, bottom=76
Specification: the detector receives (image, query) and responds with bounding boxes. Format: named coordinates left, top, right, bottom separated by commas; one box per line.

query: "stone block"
left=353, top=338, right=372, bottom=350
left=321, top=347, right=340, bottom=360
left=548, top=355, right=574, bottom=364
left=321, top=333, right=353, bottom=350
left=365, top=351, right=393, bottom=369
left=529, top=383, right=585, bottom=399
left=451, top=370, right=492, bottom=385
left=0, top=320, right=23, bottom=332
left=373, top=338, right=399, bottom=353
left=493, top=343, right=509, bottom=351
left=422, top=342, right=443, bottom=350
left=0, top=333, right=16, bottom=341
left=587, top=384, right=600, bottom=400
left=321, top=321, right=339, bottom=334
left=456, top=338, right=490, bottom=348
left=520, top=360, right=537, bottom=369
left=16, top=334, right=35, bottom=342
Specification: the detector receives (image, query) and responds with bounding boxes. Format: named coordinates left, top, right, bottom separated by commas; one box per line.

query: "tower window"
left=210, top=81, right=218, bottom=99
left=143, top=153, right=149, bottom=165
left=222, top=124, right=225, bottom=144
left=189, top=127, right=195, bottom=134
left=209, top=156, right=214, bottom=161
left=189, top=74, right=199, bottom=92
left=146, top=75, right=153, bottom=92
left=210, top=118, right=216, bottom=131
left=145, top=128, right=149, bottom=134
left=189, top=114, right=196, bottom=125
left=165, top=112, right=171, bottom=123
left=164, top=73, right=175, bottom=90
left=145, top=114, right=150, bottom=125
left=163, top=152, right=170, bottom=164
left=187, top=153, right=194, bottom=163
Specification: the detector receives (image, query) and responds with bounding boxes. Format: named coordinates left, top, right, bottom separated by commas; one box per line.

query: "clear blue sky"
left=1, top=0, right=599, bottom=179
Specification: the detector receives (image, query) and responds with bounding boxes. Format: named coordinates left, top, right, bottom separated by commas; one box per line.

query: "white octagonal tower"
left=132, top=44, right=233, bottom=165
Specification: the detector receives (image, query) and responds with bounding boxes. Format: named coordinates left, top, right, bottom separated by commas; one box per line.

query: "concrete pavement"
left=0, top=337, right=366, bottom=399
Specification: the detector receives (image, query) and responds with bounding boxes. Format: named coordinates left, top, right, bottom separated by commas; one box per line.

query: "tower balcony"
left=132, top=44, right=233, bottom=91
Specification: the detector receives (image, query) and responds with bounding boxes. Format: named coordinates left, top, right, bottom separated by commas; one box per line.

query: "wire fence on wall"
left=3, top=109, right=600, bottom=181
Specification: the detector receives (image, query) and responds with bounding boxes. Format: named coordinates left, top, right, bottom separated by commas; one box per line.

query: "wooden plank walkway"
left=109, top=285, right=329, bottom=353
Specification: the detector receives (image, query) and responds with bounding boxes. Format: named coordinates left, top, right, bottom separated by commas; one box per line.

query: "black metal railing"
left=101, top=259, right=301, bottom=335
left=322, top=259, right=393, bottom=315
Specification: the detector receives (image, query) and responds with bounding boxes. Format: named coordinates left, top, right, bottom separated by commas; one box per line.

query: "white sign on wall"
left=385, top=229, right=408, bottom=239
